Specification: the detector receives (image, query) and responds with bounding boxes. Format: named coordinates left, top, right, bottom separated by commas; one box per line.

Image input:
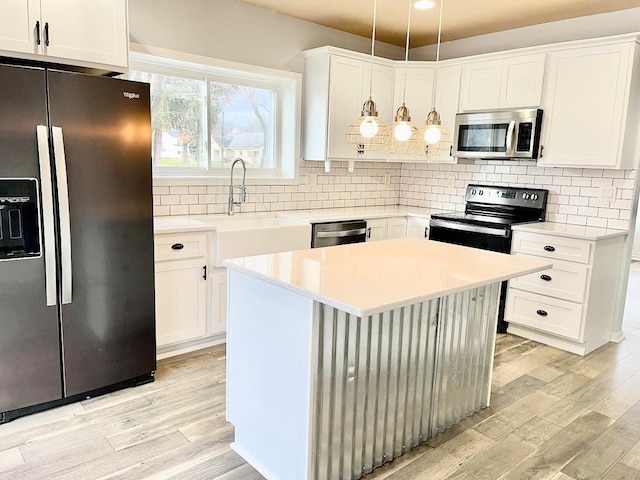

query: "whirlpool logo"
left=123, top=92, right=140, bottom=100
left=0, top=197, right=29, bottom=203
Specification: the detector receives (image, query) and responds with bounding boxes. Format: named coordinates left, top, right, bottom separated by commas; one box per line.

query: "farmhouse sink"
left=211, top=216, right=311, bottom=267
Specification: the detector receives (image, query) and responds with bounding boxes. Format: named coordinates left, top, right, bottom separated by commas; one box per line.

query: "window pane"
left=130, top=71, right=205, bottom=168
left=210, top=82, right=274, bottom=169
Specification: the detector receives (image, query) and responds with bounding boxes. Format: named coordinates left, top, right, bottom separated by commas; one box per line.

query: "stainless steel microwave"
left=453, top=108, right=543, bottom=160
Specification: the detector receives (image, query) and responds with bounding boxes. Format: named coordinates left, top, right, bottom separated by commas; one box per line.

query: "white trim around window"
left=128, top=43, right=301, bottom=185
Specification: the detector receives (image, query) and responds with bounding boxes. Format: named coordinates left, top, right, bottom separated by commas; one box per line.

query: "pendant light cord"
left=431, top=0, right=444, bottom=109
left=368, top=0, right=378, bottom=98
left=402, top=0, right=412, bottom=103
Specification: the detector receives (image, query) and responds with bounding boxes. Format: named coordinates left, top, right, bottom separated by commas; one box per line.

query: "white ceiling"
left=238, top=0, right=640, bottom=48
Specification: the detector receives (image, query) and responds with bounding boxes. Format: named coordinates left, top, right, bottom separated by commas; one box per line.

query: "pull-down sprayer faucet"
left=228, top=158, right=247, bottom=215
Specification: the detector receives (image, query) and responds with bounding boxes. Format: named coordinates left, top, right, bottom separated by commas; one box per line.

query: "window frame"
left=129, top=45, right=301, bottom=184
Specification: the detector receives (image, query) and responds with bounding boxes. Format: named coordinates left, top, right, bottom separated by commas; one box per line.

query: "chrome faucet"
left=228, top=158, right=247, bottom=215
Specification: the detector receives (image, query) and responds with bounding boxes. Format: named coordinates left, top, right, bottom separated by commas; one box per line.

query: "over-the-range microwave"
left=453, top=107, right=543, bottom=160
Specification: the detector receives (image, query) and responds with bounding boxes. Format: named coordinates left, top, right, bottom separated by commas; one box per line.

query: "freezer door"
left=47, top=71, right=156, bottom=396
left=0, top=65, right=63, bottom=412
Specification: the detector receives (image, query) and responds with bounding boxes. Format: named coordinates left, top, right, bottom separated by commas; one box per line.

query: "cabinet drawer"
left=154, top=233, right=207, bottom=261
left=505, top=288, right=583, bottom=341
left=509, top=255, right=589, bottom=303
left=512, top=231, right=592, bottom=264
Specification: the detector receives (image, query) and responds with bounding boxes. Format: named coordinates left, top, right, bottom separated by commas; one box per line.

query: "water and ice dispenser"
left=0, top=179, right=41, bottom=260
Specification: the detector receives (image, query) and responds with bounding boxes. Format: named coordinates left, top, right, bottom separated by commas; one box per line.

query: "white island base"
left=225, top=239, right=550, bottom=480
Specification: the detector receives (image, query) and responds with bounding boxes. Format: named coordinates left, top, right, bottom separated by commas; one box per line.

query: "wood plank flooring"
left=1, top=261, right=640, bottom=479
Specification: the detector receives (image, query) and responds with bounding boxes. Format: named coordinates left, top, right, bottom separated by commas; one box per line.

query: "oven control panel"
left=466, top=184, right=548, bottom=209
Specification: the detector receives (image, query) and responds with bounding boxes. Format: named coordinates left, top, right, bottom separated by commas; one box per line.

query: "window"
left=129, top=51, right=300, bottom=181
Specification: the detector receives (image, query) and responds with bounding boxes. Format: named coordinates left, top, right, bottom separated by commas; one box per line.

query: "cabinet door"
left=211, top=269, right=228, bottom=334
left=459, top=60, right=502, bottom=111
left=387, top=217, right=407, bottom=239
left=500, top=53, right=546, bottom=108
left=327, top=55, right=365, bottom=159
left=0, top=0, right=40, bottom=55
left=539, top=44, right=631, bottom=168
left=393, top=67, right=435, bottom=132
left=364, top=62, right=395, bottom=145
left=155, top=258, right=207, bottom=347
left=366, top=218, right=387, bottom=241
left=431, top=65, right=461, bottom=162
left=407, top=217, right=430, bottom=239
left=40, top=0, right=128, bottom=69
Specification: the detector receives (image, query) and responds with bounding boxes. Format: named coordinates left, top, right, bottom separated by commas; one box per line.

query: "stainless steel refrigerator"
left=0, top=64, right=156, bottom=423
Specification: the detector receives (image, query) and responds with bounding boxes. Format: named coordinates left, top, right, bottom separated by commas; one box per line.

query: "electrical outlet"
left=384, top=172, right=391, bottom=186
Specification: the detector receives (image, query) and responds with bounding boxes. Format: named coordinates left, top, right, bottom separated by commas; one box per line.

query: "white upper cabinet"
left=0, top=0, right=40, bottom=55
left=431, top=65, right=462, bottom=162
left=393, top=66, right=435, bottom=133
left=459, top=59, right=502, bottom=111
left=538, top=41, right=640, bottom=169
left=459, top=54, right=545, bottom=111
left=0, top=0, right=128, bottom=73
left=304, top=48, right=394, bottom=161
left=390, top=64, right=460, bottom=163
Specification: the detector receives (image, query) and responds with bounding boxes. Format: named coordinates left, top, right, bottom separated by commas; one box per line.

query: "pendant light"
left=346, top=0, right=389, bottom=155
left=420, top=0, right=452, bottom=157
left=386, top=0, right=420, bottom=154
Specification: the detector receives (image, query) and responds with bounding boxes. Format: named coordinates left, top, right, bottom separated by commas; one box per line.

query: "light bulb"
left=424, top=124, right=442, bottom=144
left=359, top=117, right=379, bottom=138
left=414, top=0, right=436, bottom=9
left=393, top=122, right=412, bottom=142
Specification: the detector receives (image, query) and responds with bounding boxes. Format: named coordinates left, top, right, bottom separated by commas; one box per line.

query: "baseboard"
left=507, top=324, right=588, bottom=355
left=157, top=333, right=226, bottom=360
left=610, top=330, right=625, bottom=343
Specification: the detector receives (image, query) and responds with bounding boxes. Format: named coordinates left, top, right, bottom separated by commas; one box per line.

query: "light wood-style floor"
left=1, top=262, right=640, bottom=479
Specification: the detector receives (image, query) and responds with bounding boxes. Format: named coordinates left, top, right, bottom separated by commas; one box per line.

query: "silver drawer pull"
left=536, top=309, right=548, bottom=317
left=540, top=274, right=552, bottom=281
left=543, top=245, right=556, bottom=252
left=171, top=243, right=184, bottom=250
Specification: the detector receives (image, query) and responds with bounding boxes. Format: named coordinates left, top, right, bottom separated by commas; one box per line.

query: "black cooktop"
left=430, top=184, right=549, bottom=230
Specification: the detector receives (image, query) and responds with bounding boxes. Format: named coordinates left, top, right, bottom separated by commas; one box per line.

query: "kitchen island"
left=224, top=238, right=551, bottom=480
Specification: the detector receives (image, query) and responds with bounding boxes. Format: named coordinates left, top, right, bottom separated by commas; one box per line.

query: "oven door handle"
left=429, top=219, right=510, bottom=238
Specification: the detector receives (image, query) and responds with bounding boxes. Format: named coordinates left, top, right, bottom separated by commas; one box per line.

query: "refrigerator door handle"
left=52, top=126, right=72, bottom=305
left=36, top=125, right=57, bottom=307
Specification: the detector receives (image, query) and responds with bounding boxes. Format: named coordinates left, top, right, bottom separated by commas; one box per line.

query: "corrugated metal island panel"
left=311, top=282, right=500, bottom=480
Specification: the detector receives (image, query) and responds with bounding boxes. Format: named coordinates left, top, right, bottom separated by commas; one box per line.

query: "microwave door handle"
left=506, top=120, right=516, bottom=154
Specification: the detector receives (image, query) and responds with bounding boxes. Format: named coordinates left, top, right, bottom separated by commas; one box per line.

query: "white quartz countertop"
left=153, top=216, right=216, bottom=234
left=277, top=205, right=438, bottom=223
left=153, top=206, right=442, bottom=234
left=512, top=222, right=628, bottom=241
left=224, top=237, right=552, bottom=317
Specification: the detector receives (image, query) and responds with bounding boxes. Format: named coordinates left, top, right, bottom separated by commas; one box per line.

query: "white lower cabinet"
left=211, top=268, right=228, bottom=334
left=366, top=217, right=407, bottom=241
left=505, top=228, right=626, bottom=355
left=154, top=232, right=209, bottom=349
left=406, top=217, right=430, bottom=239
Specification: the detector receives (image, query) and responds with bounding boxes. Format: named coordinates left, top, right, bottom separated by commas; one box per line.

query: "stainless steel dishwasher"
left=311, top=220, right=367, bottom=248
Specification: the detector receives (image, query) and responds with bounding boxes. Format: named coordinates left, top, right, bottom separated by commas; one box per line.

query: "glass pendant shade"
left=386, top=103, right=420, bottom=154
left=346, top=98, right=389, bottom=153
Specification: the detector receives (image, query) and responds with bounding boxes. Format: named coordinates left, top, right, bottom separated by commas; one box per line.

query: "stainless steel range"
left=429, top=184, right=548, bottom=332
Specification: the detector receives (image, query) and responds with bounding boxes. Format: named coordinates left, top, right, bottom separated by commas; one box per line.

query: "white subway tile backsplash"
left=153, top=158, right=636, bottom=233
